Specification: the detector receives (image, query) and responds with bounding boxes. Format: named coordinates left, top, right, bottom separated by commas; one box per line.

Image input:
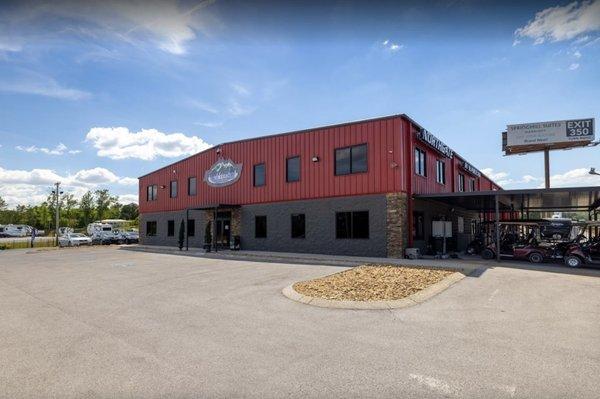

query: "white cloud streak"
left=85, top=127, right=212, bottom=160
left=381, top=39, right=404, bottom=52
left=15, top=142, right=81, bottom=155
left=1, top=0, right=216, bottom=55
left=515, top=0, right=600, bottom=44
left=0, top=75, right=91, bottom=100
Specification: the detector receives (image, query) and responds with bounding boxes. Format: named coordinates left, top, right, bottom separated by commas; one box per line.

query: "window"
left=188, top=177, right=197, bottom=196
left=147, top=184, right=158, bottom=201
left=286, top=156, right=300, bottom=182
left=187, top=219, right=195, bottom=237
left=167, top=220, right=175, bottom=236
left=415, top=148, right=427, bottom=176
left=336, top=211, right=369, bottom=239
left=335, top=144, right=367, bottom=175
left=470, top=179, right=476, bottom=192
left=255, top=216, right=267, bottom=238
left=170, top=180, right=177, bottom=198
left=146, top=221, right=157, bottom=236
left=291, top=213, right=305, bottom=238
left=436, top=160, right=446, bottom=184
left=413, top=212, right=425, bottom=240
left=458, top=174, right=465, bottom=192
left=254, top=163, right=266, bottom=187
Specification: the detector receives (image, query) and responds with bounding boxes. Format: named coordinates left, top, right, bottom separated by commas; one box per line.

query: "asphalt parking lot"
left=1, top=247, right=599, bottom=398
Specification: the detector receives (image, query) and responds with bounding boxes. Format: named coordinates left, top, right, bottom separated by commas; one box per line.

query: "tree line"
left=0, top=189, right=138, bottom=231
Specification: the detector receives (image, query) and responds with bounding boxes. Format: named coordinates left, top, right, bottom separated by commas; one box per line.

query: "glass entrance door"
left=215, top=212, right=231, bottom=249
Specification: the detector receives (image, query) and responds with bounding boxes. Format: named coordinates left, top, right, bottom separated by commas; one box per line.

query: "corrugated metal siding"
left=410, top=126, right=498, bottom=195
left=139, top=116, right=408, bottom=213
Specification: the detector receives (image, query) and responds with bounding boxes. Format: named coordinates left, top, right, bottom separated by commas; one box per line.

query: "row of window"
left=416, top=148, right=478, bottom=191
left=145, top=211, right=370, bottom=240
left=148, top=145, right=483, bottom=201
left=255, top=211, right=368, bottom=239
left=146, top=145, right=368, bottom=201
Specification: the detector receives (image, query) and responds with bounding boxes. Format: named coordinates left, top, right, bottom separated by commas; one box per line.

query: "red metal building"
left=139, top=114, right=500, bottom=257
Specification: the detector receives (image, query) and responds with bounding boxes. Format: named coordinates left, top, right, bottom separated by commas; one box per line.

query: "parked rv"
left=0, top=224, right=32, bottom=237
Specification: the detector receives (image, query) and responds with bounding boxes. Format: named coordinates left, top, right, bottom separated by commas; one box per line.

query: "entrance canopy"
left=415, top=186, right=600, bottom=213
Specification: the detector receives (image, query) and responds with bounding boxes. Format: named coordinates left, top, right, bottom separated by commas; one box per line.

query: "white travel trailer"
left=86, top=222, right=113, bottom=236
left=0, top=224, right=32, bottom=237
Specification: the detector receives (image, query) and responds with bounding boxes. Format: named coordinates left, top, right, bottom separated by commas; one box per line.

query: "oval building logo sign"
left=204, top=158, right=242, bottom=187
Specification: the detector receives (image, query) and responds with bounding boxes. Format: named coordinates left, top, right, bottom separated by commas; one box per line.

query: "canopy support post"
left=495, top=194, right=500, bottom=262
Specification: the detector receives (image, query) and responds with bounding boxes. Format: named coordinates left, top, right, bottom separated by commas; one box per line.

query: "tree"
left=79, top=191, right=95, bottom=226
left=0, top=196, right=7, bottom=211
left=120, top=203, right=139, bottom=221
left=94, top=189, right=118, bottom=220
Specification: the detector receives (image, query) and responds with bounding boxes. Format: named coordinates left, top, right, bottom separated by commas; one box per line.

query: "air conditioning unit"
left=405, top=248, right=421, bottom=259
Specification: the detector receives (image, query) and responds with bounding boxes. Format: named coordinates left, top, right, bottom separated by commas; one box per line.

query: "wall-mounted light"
left=311, top=156, right=319, bottom=162
left=172, top=169, right=177, bottom=174
left=160, top=185, right=166, bottom=189
left=216, top=147, right=222, bottom=155
left=390, top=162, right=399, bottom=168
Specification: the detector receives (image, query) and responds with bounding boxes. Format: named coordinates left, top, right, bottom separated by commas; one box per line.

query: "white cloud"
left=227, top=99, right=255, bottom=117
left=0, top=38, right=22, bottom=52
left=0, top=75, right=90, bottom=100
left=194, top=121, right=223, bottom=128
left=515, top=0, right=600, bottom=44
left=569, top=62, right=580, bottom=70
left=15, top=142, right=80, bottom=156
left=0, top=165, right=137, bottom=206
left=118, top=194, right=139, bottom=204
left=543, top=167, right=600, bottom=187
left=2, top=0, right=216, bottom=56
left=184, top=99, right=219, bottom=114
left=381, top=39, right=404, bottom=52
left=481, top=168, right=543, bottom=187
left=231, top=83, right=250, bottom=96
left=85, top=127, right=212, bottom=160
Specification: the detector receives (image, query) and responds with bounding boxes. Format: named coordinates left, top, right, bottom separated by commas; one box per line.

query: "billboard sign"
left=506, top=118, right=594, bottom=151
left=204, top=158, right=242, bottom=187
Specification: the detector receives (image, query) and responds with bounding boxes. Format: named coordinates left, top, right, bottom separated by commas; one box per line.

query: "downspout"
left=406, top=120, right=414, bottom=248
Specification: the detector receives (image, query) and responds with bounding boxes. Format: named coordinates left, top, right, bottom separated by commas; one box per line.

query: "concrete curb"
left=282, top=270, right=470, bottom=310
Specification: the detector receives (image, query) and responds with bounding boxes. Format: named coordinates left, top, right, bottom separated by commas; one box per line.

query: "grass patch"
left=293, top=265, right=456, bottom=301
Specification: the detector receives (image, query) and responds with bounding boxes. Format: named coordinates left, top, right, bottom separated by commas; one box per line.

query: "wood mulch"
left=292, top=265, right=455, bottom=301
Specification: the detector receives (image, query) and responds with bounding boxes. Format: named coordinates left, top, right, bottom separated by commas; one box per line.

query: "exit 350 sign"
left=566, top=118, right=594, bottom=138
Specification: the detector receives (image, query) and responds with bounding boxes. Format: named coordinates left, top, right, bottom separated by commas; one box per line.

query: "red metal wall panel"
left=139, top=115, right=501, bottom=214
left=139, top=115, right=408, bottom=213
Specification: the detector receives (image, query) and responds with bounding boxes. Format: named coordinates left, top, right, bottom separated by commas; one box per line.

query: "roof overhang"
left=186, top=204, right=240, bottom=211
left=415, top=186, right=600, bottom=213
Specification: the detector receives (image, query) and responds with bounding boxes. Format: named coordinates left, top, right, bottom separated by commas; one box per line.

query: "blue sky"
left=0, top=0, right=599, bottom=206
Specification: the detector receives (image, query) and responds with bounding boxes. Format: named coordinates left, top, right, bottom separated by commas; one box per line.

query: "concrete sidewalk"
left=122, top=245, right=600, bottom=278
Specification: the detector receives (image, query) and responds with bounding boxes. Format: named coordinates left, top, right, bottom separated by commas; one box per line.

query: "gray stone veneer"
left=140, top=194, right=401, bottom=257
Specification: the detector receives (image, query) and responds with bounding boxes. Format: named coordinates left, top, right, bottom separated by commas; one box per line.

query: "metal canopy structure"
left=185, top=204, right=240, bottom=251
left=415, top=186, right=600, bottom=213
left=415, top=186, right=600, bottom=262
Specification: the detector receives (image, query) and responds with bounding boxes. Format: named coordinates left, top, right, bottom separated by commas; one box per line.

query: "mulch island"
left=292, top=265, right=455, bottom=301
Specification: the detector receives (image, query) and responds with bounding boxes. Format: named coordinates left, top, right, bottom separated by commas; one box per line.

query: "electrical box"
left=432, top=221, right=452, bottom=238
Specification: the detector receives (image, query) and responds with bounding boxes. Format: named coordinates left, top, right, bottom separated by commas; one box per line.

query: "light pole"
left=590, top=167, right=600, bottom=176
left=51, top=182, right=63, bottom=246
